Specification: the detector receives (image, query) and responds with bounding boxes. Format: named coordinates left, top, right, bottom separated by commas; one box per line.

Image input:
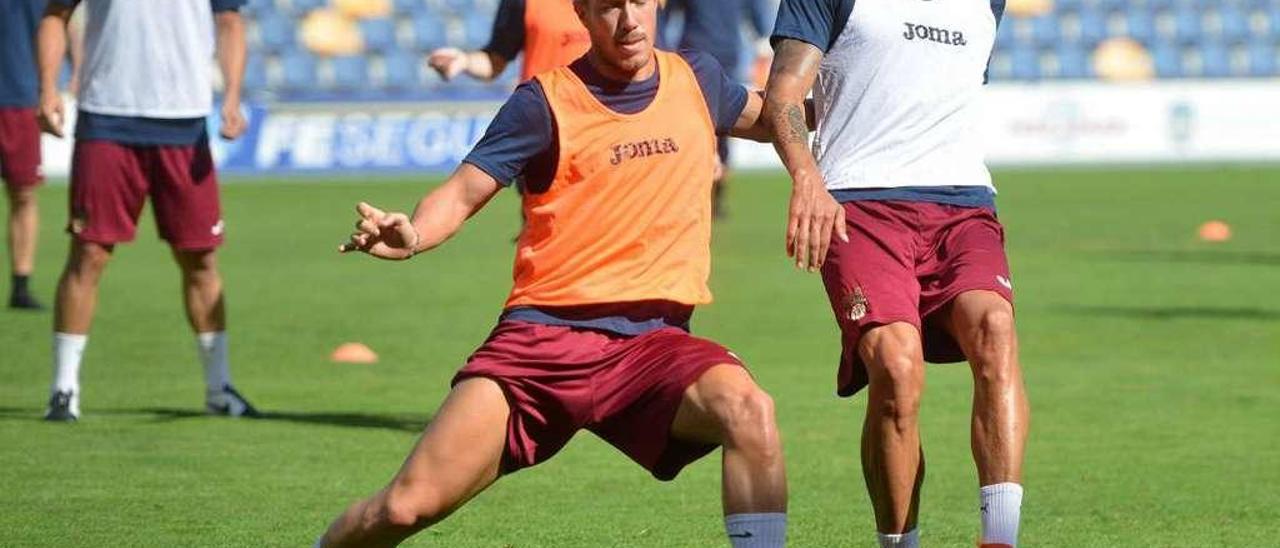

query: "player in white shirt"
left=37, top=0, right=257, bottom=421
left=763, top=0, right=1028, bottom=546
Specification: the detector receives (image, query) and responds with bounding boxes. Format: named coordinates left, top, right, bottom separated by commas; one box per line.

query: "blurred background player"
left=426, top=0, right=591, bottom=84
left=37, top=0, right=259, bottom=421
left=659, top=0, right=775, bottom=218
left=319, top=0, right=795, bottom=546
left=764, top=0, right=1029, bottom=547
left=1, top=0, right=49, bottom=310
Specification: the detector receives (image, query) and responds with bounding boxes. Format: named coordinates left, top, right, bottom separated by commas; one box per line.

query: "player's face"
left=576, top=0, right=659, bottom=77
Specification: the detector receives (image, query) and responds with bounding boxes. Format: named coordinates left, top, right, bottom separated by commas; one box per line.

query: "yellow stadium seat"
left=301, top=8, right=364, bottom=56
left=1006, top=0, right=1053, bottom=18
left=1093, top=38, right=1155, bottom=82
left=333, top=0, right=392, bottom=19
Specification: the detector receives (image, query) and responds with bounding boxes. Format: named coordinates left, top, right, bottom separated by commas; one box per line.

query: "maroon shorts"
left=69, top=139, right=222, bottom=250
left=820, top=200, right=1015, bottom=397
left=0, top=107, right=43, bottom=190
left=454, top=320, right=744, bottom=480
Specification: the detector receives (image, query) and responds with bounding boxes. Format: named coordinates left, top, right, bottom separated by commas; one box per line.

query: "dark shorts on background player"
left=0, top=107, right=43, bottom=190
left=68, top=139, right=223, bottom=250
left=821, top=199, right=1015, bottom=397
left=455, top=320, right=744, bottom=480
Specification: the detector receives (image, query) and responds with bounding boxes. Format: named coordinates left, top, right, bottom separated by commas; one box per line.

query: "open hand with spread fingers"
left=339, top=202, right=421, bottom=260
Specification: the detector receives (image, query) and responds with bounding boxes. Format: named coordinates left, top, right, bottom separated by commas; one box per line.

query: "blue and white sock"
left=980, top=482, right=1023, bottom=546
left=877, top=528, right=919, bottom=548
left=52, top=332, right=87, bottom=393
left=196, top=331, right=231, bottom=392
left=725, top=512, right=786, bottom=547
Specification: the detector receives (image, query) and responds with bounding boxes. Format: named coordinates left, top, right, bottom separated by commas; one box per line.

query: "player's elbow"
left=214, top=10, right=245, bottom=34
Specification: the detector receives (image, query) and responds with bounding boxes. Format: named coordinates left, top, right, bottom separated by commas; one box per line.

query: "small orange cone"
left=331, top=342, right=378, bottom=364
left=1197, top=220, right=1231, bottom=243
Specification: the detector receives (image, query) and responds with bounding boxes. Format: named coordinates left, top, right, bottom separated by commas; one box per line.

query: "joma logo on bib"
left=903, top=22, right=967, bottom=46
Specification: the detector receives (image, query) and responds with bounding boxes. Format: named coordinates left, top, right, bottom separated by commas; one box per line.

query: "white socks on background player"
left=874, top=483, right=1022, bottom=548
left=51, top=333, right=88, bottom=395
left=725, top=513, right=786, bottom=548
left=197, top=331, right=232, bottom=392
left=51, top=331, right=232, bottom=394
left=979, top=482, right=1023, bottom=546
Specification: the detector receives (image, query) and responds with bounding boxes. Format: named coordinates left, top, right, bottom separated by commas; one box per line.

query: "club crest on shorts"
left=845, top=286, right=869, bottom=322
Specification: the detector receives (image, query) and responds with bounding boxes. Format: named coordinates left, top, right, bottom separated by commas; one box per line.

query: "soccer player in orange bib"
left=318, top=1, right=795, bottom=546
left=427, top=0, right=591, bottom=83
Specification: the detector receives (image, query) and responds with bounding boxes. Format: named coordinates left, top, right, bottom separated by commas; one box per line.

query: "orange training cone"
left=1197, top=220, right=1231, bottom=243
left=331, top=342, right=378, bottom=364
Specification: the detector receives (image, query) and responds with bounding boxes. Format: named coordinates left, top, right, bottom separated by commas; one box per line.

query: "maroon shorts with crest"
left=0, top=107, right=43, bottom=190
left=454, top=320, right=743, bottom=480
left=820, top=200, right=1014, bottom=397
left=68, top=139, right=222, bottom=250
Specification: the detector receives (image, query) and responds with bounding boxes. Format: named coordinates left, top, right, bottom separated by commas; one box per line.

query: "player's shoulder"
left=673, top=48, right=728, bottom=78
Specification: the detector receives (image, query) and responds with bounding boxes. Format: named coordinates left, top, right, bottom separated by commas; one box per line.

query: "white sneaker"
left=44, top=389, right=80, bottom=422
left=205, top=385, right=260, bottom=418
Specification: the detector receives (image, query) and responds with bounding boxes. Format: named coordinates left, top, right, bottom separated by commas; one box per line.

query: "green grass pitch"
left=1, top=166, right=1277, bottom=546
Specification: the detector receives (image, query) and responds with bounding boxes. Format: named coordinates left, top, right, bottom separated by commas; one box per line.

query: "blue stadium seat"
left=1056, top=45, right=1090, bottom=79
left=383, top=51, right=421, bottom=89
left=994, top=18, right=1017, bottom=51
left=1095, top=0, right=1127, bottom=13
left=411, top=14, right=449, bottom=51
left=1030, top=15, right=1060, bottom=48
left=281, top=50, right=318, bottom=90
left=1218, top=7, right=1250, bottom=44
left=243, top=54, right=269, bottom=92
left=1200, top=43, right=1230, bottom=77
left=444, top=0, right=473, bottom=13
left=394, top=0, right=429, bottom=15
left=462, top=12, right=493, bottom=50
left=257, top=13, right=296, bottom=53
left=1173, top=7, right=1202, bottom=45
left=360, top=18, right=398, bottom=53
left=1152, top=44, right=1183, bottom=78
left=244, top=0, right=276, bottom=15
left=1010, top=49, right=1040, bottom=80
left=1125, top=9, right=1156, bottom=45
left=332, top=55, right=370, bottom=89
left=289, top=0, right=326, bottom=14
left=1247, top=42, right=1277, bottom=76
left=1079, top=10, right=1108, bottom=47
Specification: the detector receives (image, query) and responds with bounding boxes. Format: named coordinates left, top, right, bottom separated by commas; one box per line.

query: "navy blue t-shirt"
left=0, top=0, right=46, bottom=108
left=59, top=0, right=246, bottom=146
left=771, top=0, right=998, bottom=210
left=465, top=50, right=749, bottom=335
left=482, top=0, right=526, bottom=62
left=660, top=0, right=773, bottom=76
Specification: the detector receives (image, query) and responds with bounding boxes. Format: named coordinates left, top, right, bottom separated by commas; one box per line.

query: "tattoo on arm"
left=784, top=104, right=808, bottom=143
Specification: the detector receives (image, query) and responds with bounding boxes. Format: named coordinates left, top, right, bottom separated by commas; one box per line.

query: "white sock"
left=725, top=513, right=786, bottom=547
left=52, top=332, right=87, bottom=393
left=196, top=331, right=231, bottom=392
left=877, top=528, right=919, bottom=548
left=980, top=482, right=1023, bottom=546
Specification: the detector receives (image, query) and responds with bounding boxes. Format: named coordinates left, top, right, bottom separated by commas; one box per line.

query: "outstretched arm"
left=427, top=48, right=510, bottom=82
left=763, top=38, right=846, bottom=272
left=340, top=164, right=504, bottom=261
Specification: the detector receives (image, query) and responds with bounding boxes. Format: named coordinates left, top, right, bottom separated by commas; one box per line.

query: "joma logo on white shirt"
left=902, top=22, right=968, bottom=46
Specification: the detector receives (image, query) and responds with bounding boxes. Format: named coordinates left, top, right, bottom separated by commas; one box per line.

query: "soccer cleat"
left=205, top=384, right=260, bottom=418
left=8, top=292, right=44, bottom=310
left=44, top=390, right=80, bottom=422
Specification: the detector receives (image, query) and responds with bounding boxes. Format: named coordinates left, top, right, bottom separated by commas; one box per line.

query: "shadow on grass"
left=0, top=406, right=430, bottom=432
left=1055, top=305, right=1280, bottom=321
left=1089, top=249, right=1280, bottom=266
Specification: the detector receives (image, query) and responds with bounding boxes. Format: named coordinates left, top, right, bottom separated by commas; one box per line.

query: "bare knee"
left=382, top=481, right=447, bottom=530
left=863, top=328, right=925, bottom=432
left=708, top=382, right=781, bottom=460
left=175, top=250, right=220, bottom=285
left=7, top=187, right=36, bottom=209
left=968, top=306, right=1018, bottom=385
left=66, top=242, right=113, bottom=280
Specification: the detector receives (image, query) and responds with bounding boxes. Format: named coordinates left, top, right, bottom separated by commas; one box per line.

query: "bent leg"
left=320, top=377, right=510, bottom=548
left=671, top=364, right=786, bottom=514
left=859, top=322, right=926, bottom=535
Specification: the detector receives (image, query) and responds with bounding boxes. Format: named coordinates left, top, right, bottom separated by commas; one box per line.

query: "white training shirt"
left=76, top=0, right=220, bottom=118
left=773, top=0, right=1003, bottom=191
